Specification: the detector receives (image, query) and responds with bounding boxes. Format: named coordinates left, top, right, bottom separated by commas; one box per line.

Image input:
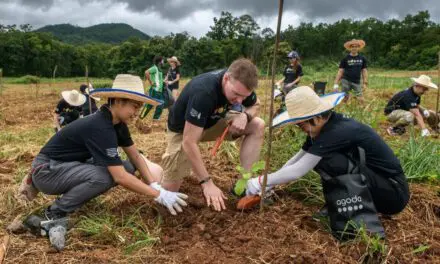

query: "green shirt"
left=147, top=65, right=163, bottom=92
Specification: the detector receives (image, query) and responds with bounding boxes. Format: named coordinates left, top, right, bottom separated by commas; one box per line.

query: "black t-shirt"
left=283, top=64, right=303, bottom=84
left=384, top=87, right=420, bottom=115
left=55, top=98, right=82, bottom=115
left=302, top=113, right=403, bottom=178
left=167, top=66, right=180, bottom=89
left=40, top=105, right=134, bottom=166
left=167, top=69, right=258, bottom=133
left=81, top=94, right=98, bottom=116
left=339, top=54, right=367, bottom=84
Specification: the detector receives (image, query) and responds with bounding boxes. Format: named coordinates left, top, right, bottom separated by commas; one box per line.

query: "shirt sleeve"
left=176, top=67, right=180, bottom=75
left=242, top=92, right=257, bottom=107
left=297, top=65, right=304, bottom=77
left=339, top=58, right=347, bottom=69
left=55, top=99, right=65, bottom=114
left=185, top=92, right=216, bottom=128
left=115, top=123, right=134, bottom=147
left=361, top=57, right=367, bottom=69
left=148, top=66, right=156, bottom=74
left=85, top=129, right=123, bottom=166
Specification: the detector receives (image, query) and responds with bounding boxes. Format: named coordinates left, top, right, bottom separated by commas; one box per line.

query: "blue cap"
left=287, top=51, right=299, bottom=59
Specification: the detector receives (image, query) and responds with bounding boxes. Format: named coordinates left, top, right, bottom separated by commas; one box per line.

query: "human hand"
left=245, top=177, right=261, bottom=196
left=333, top=84, right=339, bottom=92
left=229, top=113, right=247, bottom=135
left=421, top=128, right=430, bottom=137
left=201, top=181, right=227, bottom=211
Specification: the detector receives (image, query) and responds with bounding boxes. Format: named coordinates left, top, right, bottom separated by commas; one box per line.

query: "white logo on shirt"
left=106, top=148, right=119, bottom=158
left=190, top=108, right=201, bottom=120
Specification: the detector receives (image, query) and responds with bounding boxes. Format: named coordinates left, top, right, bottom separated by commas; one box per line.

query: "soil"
left=0, top=82, right=440, bottom=263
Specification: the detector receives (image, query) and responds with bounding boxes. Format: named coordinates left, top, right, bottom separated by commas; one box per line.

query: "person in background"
left=165, top=56, right=181, bottom=100
left=53, top=89, right=86, bottom=132
left=384, top=75, right=439, bottom=136
left=333, top=39, right=368, bottom=103
left=80, top=83, right=99, bottom=116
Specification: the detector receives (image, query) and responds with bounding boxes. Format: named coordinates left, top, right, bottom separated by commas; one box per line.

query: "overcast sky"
left=1, top=0, right=439, bottom=37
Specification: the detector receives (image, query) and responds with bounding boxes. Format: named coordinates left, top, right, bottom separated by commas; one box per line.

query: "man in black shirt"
left=165, top=56, right=181, bottom=100
left=333, top=39, right=368, bottom=103
left=384, top=75, right=439, bottom=136
left=244, top=86, right=409, bottom=235
left=79, top=83, right=99, bottom=116
left=53, top=90, right=86, bottom=132
left=18, top=74, right=188, bottom=251
left=163, top=59, right=265, bottom=212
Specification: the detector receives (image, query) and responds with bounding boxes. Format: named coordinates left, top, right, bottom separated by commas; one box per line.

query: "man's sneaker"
left=41, top=207, right=69, bottom=251
left=387, top=126, right=406, bottom=136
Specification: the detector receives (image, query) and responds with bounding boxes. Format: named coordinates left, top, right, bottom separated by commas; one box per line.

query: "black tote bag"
left=319, top=147, right=385, bottom=240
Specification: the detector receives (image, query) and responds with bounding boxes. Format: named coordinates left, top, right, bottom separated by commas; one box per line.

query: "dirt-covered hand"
left=229, top=113, right=247, bottom=135
left=202, top=181, right=227, bottom=211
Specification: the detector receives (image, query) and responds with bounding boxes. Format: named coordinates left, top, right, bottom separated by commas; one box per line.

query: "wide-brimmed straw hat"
left=61, top=90, right=87, bottom=106
left=167, top=56, right=181, bottom=66
left=90, top=74, right=163, bottom=106
left=272, top=86, right=345, bottom=128
left=410, top=75, right=438, bottom=90
left=344, top=39, right=366, bottom=50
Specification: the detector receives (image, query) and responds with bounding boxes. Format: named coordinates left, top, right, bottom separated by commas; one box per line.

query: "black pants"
left=315, top=153, right=410, bottom=215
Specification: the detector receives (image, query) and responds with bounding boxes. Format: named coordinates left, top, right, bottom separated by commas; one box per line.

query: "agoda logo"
left=336, top=195, right=363, bottom=213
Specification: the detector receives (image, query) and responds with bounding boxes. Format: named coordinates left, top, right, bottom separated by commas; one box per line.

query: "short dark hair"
left=79, top=84, right=87, bottom=94
left=107, top=98, right=130, bottom=105
left=227, top=58, right=258, bottom=91
left=153, top=55, right=163, bottom=65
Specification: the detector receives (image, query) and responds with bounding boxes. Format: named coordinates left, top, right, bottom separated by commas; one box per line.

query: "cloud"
left=0, top=0, right=438, bottom=36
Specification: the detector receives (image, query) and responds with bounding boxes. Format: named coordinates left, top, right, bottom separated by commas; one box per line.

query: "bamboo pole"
left=436, top=52, right=440, bottom=127
left=52, top=65, right=57, bottom=93
left=260, top=0, right=284, bottom=212
left=85, top=65, right=92, bottom=115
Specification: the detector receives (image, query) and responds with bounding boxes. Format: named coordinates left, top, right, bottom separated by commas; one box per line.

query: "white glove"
left=153, top=184, right=188, bottom=215
left=423, top=110, right=430, bottom=118
left=333, top=84, right=339, bottom=91
left=246, top=177, right=261, bottom=196
left=421, top=128, right=430, bottom=137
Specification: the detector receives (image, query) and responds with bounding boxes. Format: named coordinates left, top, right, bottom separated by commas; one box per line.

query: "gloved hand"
left=421, top=128, right=430, bottom=137
left=246, top=177, right=261, bottom=196
left=153, top=185, right=188, bottom=215
left=333, top=84, right=339, bottom=91
left=423, top=110, right=430, bottom=118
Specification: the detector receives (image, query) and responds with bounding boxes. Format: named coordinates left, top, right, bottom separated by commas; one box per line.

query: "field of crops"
left=0, top=69, right=439, bottom=263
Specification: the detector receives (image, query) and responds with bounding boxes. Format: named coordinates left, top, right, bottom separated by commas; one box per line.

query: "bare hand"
left=229, top=113, right=247, bottom=135
left=202, top=181, right=227, bottom=211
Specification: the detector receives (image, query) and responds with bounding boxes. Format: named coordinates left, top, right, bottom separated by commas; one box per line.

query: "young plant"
left=233, top=160, right=266, bottom=196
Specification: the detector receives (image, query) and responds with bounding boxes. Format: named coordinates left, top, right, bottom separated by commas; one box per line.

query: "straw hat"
left=90, top=74, right=163, bottom=106
left=167, top=56, right=181, bottom=66
left=410, top=75, right=438, bottom=90
left=272, top=86, right=345, bottom=128
left=61, top=90, right=86, bottom=106
left=344, top=39, right=366, bottom=50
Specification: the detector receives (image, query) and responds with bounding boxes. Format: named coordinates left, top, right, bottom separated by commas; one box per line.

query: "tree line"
left=0, top=10, right=439, bottom=79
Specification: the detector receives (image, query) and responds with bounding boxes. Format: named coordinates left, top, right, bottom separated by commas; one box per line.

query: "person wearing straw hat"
left=139, top=55, right=165, bottom=125
left=53, top=89, right=86, bottom=132
left=165, top=56, right=181, bottom=100
left=80, top=83, right=100, bottom=116
left=385, top=74, right=439, bottom=136
left=243, top=86, right=409, bottom=222
left=333, top=39, right=368, bottom=103
left=161, top=58, right=265, bottom=212
left=17, top=74, right=188, bottom=251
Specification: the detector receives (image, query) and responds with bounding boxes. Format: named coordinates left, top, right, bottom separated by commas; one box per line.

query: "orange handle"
left=211, top=126, right=229, bottom=156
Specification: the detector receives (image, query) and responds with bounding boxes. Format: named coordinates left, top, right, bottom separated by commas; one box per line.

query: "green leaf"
left=233, top=179, right=247, bottom=196
left=236, top=165, right=245, bottom=175
left=412, top=245, right=430, bottom=255
left=251, top=160, right=266, bottom=174
left=243, top=172, right=252, bottom=180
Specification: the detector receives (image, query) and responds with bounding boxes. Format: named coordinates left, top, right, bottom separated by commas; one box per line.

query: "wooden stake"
left=263, top=60, right=270, bottom=119
left=260, top=0, right=284, bottom=212
left=52, top=65, right=57, bottom=93
left=0, top=68, right=3, bottom=95
left=0, top=235, right=10, bottom=264
left=85, top=65, right=92, bottom=115
left=436, top=52, right=440, bottom=125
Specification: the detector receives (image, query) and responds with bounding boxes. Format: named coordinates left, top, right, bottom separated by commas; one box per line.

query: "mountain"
left=35, top=23, right=150, bottom=44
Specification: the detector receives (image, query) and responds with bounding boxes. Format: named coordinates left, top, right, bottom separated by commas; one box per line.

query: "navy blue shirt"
left=40, top=105, right=133, bottom=166
left=302, top=113, right=404, bottom=178
left=339, top=54, right=367, bottom=84
left=167, top=66, right=180, bottom=90
left=168, top=69, right=257, bottom=133
left=384, top=87, right=420, bottom=115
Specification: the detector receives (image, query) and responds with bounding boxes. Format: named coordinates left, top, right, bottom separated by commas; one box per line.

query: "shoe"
left=44, top=207, right=67, bottom=221
left=386, top=127, right=398, bottom=136
left=41, top=207, right=69, bottom=251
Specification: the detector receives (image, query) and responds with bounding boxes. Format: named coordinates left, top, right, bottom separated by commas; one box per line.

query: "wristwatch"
left=199, top=176, right=211, bottom=185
